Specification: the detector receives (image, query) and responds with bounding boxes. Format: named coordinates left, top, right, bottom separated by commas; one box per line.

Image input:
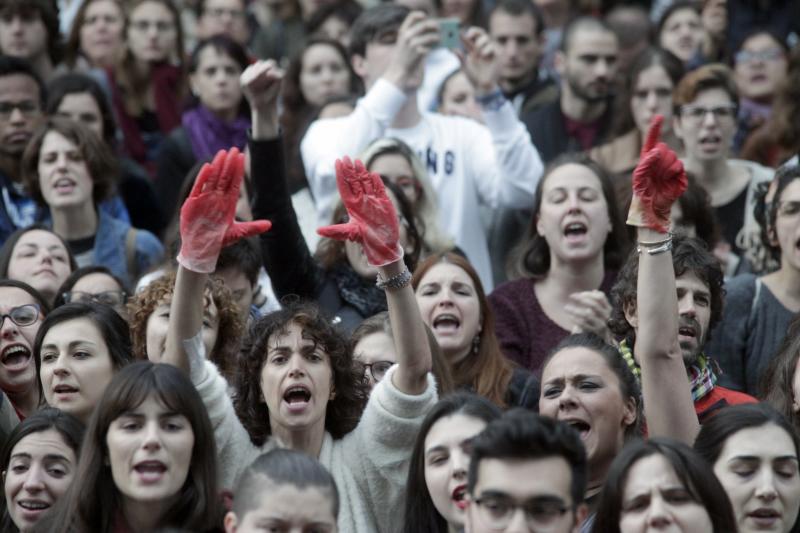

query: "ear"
left=554, top=50, right=566, bottom=77
left=224, top=511, right=238, bottom=533
left=351, top=54, right=367, bottom=79
left=767, top=224, right=779, bottom=248
left=189, top=73, right=199, bottom=97
left=535, top=213, right=545, bottom=236
left=622, top=395, right=638, bottom=427
left=622, top=298, right=639, bottom=330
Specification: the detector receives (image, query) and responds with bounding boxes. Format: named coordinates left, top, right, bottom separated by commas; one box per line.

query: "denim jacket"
left=88, top=210, right=164, bottom=287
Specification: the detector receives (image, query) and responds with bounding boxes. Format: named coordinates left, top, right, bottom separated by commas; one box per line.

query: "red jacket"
left=696, top=385, right=758, bottom=423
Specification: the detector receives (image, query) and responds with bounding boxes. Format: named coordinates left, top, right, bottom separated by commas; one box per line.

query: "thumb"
left=222, top=220, right=272, bottom=247
left=317, top=222, right=361, bottom=242
left=641, top=115, right=664, bottom=156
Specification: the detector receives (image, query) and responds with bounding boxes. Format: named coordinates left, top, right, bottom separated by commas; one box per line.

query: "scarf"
left=182, top=105, right=250, bottom=162
left=329, top=264, right=387, bottom=318
left=618, top=340, right=718, bottom=402
left=106, top=63, right=182, bottom=171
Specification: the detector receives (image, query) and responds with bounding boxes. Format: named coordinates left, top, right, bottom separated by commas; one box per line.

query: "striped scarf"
left=618, top=340, right=718, bottom=402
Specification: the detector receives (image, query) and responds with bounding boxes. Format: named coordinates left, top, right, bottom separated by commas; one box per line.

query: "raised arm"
left=163, top=149, right=271, bottom=373
left=628, top=116, right=698, bottom=443
left=242, top=61, right=324, bottom=301
left=460, top=27, right=543, bottom=210
left=318, top=159, right=431, bottom=394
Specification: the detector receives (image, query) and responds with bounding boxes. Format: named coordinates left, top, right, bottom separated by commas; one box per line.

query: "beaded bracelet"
left=376, top=267, right=412, bottom=290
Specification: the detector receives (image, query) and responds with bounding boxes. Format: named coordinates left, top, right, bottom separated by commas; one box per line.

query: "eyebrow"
left=41, top=339, right=98, bottom=351
left=10, top=452, right=71, bottom=462
left=544, top=373, right=599, bottom=385
left=729, top=455, right=799, bottom=463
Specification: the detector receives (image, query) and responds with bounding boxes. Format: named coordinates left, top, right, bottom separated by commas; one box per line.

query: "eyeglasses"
left=206, top=7, right=246, bottom=20
left=473, top=494, right=570, bottom=530
left=362, top=361, right=393, bottom=382
left=735, top=48, right=785, bottom=65
left=129, top=19, right=175, bottom=33
left=0, top=100, right=40, bottom=119
left=680, top=103, right=737, bottom=123
left=0, top=304, right=40, bottom=329
left=63, top=290, right=127, bottom=307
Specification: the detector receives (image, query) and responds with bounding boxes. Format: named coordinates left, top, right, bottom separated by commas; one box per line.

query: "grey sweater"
left=707, top=273, right=795, bottom=395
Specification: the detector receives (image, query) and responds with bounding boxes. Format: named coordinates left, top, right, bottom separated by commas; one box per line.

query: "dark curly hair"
left=127, top=271, right=243, bottom=381
left=234, top=301, right=369, bottom=446
left=608, top=234, right=725, bottom=344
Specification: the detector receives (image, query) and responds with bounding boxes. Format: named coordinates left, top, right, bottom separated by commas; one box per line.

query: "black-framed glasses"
left=680, top=103, right=737, bottom=123
left=63, top=290, right=127, bottom=307
left=0, top=304, right=41, bottom=329
left=362, top=361, right=393, bottom=382
left=473, top=494, right=570, bottom=530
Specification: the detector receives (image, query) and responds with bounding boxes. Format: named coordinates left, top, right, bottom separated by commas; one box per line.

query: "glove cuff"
left=177, top=251, right=217, bottom=274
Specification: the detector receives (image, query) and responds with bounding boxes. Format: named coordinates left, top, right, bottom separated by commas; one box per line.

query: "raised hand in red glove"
left=627, top=115, right=688, bottom=233
left=178, top=148, right=272, bottom=273
left=317, top=156, right=403, bottom=267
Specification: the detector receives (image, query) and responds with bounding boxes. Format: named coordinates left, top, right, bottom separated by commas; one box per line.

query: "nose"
left=452, top=447, right=469, bottom=480
left=558, top=385, right=578, bottom=410
left=504, top=507, right=528, bottom=533
left=755, top=468, right=779, bottom=501
left=0, top=315, right=19, bottom=338
left=8, top=107, right=25, bottom=124
left=645, top=90, right=660, bottom=111
left=53, top=353, right=70, bottom=377
left=594, top=59, right=610, bottom=79
left=287, top=353, right=307, bottom=377
left=21, top=464, right=46, bottom=493
left=142, top=421, right=163, bottom=452
left=678, top=293, right=696, bottom=318
left=647, top=495, right=672, bottom=528
left=9, top=17, right=24, bottom=33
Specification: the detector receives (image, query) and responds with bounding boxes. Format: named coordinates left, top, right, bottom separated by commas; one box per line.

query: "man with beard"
left=0, top=57, right=46, bottom=244
left=609, top=234, right=756, bottom=423
left=521, top=16, right=618, bottom=164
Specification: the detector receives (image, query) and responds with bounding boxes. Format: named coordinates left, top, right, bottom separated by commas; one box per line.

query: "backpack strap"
left=125, top=228, right=137, bottom=280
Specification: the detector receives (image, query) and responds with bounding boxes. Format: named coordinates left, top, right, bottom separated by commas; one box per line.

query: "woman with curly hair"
left=159, top=61, right=436, bottom=533
left=126, top=271, right=242, bottom=382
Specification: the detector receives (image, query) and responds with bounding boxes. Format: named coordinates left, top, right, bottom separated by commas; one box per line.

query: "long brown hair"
left=760, top=314, right=800, bottom=433
left=412, top=252, right=515, bottom=407
left=36, top=362, right=220, bottom=532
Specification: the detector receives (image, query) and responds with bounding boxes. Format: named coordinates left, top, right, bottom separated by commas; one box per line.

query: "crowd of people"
left=0, top=0, right=798, bottom=531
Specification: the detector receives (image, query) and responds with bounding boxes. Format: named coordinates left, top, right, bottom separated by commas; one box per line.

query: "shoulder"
left=724, top=273, right=758, bottom=302
left=589, top=130, right=640, bottom=173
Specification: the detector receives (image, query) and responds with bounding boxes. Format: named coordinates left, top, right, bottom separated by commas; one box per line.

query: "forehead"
left=635, top=64, right=672, bottom=88
left=663, top=7, right=700, bottom=27
left=303, top=43, right=344, bottom=64
left=43, top=316, right=103, bottom=343
left=718, top=423, right=797, bottom=460
left=245, top=481, right=336, bottom=523
left=369, top=152, right=413, bottom=176
left=268, top=321, right=315, bottom=348
left=475, top=457, right=572, bottom=499
left=41, top=130, right=79, bottom=151
left=420, top=262, right=475, bottom=287
left=130, top=1, right=172, bottom=19
left=489, top=10, right=537, bottom=35
left=0, top=286, right=36, bottom=308
left=72, top=272, right=121, bottom=292
left=675, top=271, right=709, bottom=293
left=425, top=413, right=488, bottom=450
left=623, top=454, right=682, bottom=495
left=12, top=428, right=74, bottom=459
left=567, top=29, right=618, bottom=56
left=206, top=0, right=245, bottom=8
left=542, top=346, right=619, bottom=384
left=197, top=45, right=238, bottom=66
left=689, top=87, right=734, bottom=106
left=14, top=229, right=66, bottom=251
left=0, top=74, right=41, bottom=102
left=85, top=0, right=123, bottom=16
left=741, top=32, right=781, bottom=51
left=58, top=92, right=102, bottom=113
left=777, top=179, right=800, bottom=202
left=543, top=163, right=603, bottom=192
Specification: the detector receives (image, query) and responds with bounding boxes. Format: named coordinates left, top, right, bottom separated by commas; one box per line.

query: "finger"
left=335, top=158, right=355, bottom=199
left=218, top=148, right=242, bottom=192
left=642, top=115, right=663, bottom=155
left=207, top=149, right=227, bottom=188
left=223, top=220, right=272, bottom=246
left=317, top=222, right=361, bottom=242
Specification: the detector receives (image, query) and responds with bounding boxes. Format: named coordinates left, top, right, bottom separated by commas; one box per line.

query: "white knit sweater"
left=193, top=359, right=437, bottom=533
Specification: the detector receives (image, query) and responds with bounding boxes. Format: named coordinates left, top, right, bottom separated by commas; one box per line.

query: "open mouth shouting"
left=53, top=177, right=77, bottom=195
left=16, top=498, right=52, bottom=520
left=452, top=484, right=468, bottom=511
left=432, top=313, right=461, bottom=336
left=134, top=460, right=168, bottom=484
left=1, top=344, right=31, bottom=373
left=563, top=221, right=588, bottom=244
left=283, top=384, right=312, bottom=414
left=563, top=418, right=591, bottom=440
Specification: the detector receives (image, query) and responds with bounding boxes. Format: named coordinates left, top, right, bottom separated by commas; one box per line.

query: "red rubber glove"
left=178, top=148, right=272, bottom=273
left=627, top=115, right=688, bottom=233
left=317, top=157, right=403, bottom=267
